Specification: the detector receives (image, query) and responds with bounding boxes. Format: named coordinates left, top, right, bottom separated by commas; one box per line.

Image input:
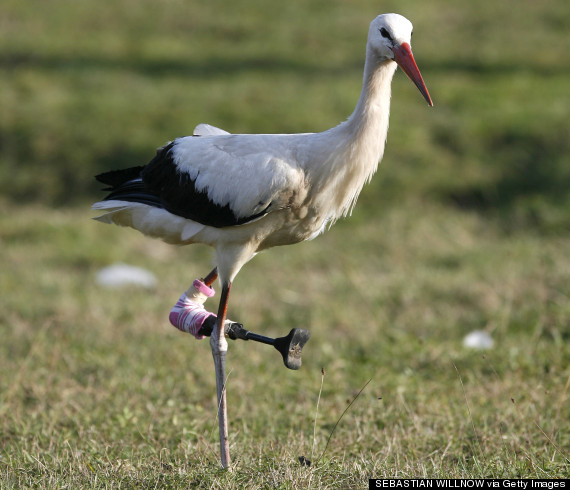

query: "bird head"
left=368, top=13, right=433, bottom=106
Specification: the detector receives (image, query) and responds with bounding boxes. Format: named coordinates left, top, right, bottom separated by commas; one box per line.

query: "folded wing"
left=94, top=130, right=307, bottom=229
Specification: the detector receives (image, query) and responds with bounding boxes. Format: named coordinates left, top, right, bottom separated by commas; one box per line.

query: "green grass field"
left=1, top=0, right=569, bottom=486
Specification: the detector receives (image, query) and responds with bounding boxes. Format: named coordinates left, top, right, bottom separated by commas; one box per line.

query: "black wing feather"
left=95, top=140, right=269, bottom=228
left=95, top=166, right=145, bottom=188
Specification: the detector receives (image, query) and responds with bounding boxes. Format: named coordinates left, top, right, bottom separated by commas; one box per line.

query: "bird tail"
left=91, top=201, right=131, bottom=224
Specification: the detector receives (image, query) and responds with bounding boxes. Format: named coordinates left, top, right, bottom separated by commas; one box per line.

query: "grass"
left=1, top=0, right=569, bottom=486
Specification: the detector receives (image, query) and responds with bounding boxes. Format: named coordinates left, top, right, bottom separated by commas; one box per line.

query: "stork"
left=92, top=13, right=432, bottom=468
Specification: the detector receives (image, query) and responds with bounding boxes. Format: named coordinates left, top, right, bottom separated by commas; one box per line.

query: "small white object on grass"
left=463, top=330, right=494, bottom=350
left=96, top=263, right=157, bottom=289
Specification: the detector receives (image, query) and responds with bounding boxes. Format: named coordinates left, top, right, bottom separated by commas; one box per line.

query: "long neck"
left=309, top=52, right=398, bottom=220
left=345, top=54, right=396, bottom=145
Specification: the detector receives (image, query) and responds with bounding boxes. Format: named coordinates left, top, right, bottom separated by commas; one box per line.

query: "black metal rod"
left=197, top=318, right=310, bottom=370
left=199, top=319, right=278, bottom=346
left=242, top=331, right=274, bottom=345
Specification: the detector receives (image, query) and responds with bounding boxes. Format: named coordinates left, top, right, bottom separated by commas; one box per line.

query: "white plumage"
left=93, top=14, right=431, bottom=283
left=92, top=13, right=432, bottom=468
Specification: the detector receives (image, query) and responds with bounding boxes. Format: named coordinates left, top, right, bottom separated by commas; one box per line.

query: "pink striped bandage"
left=169, top=293, right=215, bottom=339
left=169, top=279, right=216, bottom=339
left=185, top=279, right=215, bottom=304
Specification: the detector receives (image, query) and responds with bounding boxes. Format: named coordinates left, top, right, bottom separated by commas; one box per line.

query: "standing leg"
left=211, top=281, right=231, bottom=468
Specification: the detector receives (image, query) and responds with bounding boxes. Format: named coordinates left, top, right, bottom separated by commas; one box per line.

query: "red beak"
left=392, top=42, right=433, bottom=106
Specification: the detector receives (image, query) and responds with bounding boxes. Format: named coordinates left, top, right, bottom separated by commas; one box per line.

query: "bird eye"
left=379, top=27, right=393, bottom=41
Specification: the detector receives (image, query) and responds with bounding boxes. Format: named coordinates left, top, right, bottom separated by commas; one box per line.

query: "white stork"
left=92, top=13, right=432, bottom=468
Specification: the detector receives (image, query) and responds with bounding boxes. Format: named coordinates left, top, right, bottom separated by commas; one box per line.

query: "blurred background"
left=2, top=0, right=569, bottom=220
left=1, top=0, right=568, bottom=483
